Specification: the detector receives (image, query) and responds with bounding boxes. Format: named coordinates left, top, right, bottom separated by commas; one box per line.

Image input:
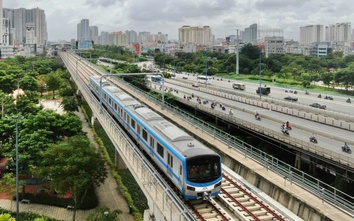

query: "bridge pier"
left=294, top=151, right=301, bottom=169
left=115, top=150, right=128, bottom=170
left=91, top=115, right=96, bottom=126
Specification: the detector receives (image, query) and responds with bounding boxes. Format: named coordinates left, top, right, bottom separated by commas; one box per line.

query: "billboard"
left=77, top=41, right=93, bottom=50
left=134, top=43, right=140, bottom=55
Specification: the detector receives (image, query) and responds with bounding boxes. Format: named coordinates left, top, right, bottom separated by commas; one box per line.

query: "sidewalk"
left=0, top=100, right=135, bottom=221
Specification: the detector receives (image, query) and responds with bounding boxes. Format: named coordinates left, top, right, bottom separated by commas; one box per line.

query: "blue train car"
left=89, top=76, right=222, bottom=200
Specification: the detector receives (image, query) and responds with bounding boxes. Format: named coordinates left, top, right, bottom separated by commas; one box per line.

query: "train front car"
left=183, top=148, right=222, bottom=200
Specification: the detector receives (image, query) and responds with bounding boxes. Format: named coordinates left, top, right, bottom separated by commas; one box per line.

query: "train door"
left=149, top=136, right=154, bottom=157
left=167, top=152, right=173, bottom=178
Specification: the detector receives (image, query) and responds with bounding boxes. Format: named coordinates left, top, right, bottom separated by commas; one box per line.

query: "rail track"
left=62, top=52, right=293, bottom=221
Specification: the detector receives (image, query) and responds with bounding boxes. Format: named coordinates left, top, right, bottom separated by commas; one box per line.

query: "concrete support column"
left=115, top=149, right=128, bottom=170
left=294, top=151, right=301, bottom=169
left=91, top=115, right=96, bottom=125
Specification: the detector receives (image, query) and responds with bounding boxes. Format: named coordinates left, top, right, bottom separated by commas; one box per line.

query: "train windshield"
left=186, top=156, right=221, bottom=183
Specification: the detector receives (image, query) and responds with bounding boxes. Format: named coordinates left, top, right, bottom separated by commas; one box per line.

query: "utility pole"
left=236, top=29, right=239, bottom=75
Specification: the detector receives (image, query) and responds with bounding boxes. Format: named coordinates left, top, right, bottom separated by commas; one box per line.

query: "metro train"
left=89, top=76, right=222, bottom=200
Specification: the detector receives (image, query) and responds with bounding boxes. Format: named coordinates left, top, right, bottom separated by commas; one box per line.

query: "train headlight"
left=214, top=182, right=221, bottom=188
left=187, top=186, right=195, bottom=191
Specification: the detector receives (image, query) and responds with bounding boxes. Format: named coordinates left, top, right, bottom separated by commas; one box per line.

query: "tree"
left=45, top=71, right=62, bottom=99
left=32, top=135, right=108, bottom=221
left=322, top=72, right=334, bottom=88
left=240, top=43, right=261, bottom=60
left=0, top=173, right=25, bottom=211
left=85, top=207, right=122, bottom=221
left=60, top=96, right=79, bottom=112
left=0, top=213, right=15, bottom=221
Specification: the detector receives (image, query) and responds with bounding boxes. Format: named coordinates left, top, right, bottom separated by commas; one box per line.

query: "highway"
left=72, top=56, right=354, bottom=219
left=146, top=71, right=354, bottom=168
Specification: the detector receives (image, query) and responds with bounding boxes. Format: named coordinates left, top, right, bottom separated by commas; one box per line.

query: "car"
left=192, top=83, right=199, bottom=88
left=182, top=76, right=188, bottom=79
left=310, top=103, right=326, bottom=109
left=284, top=96, right=298, bottom=101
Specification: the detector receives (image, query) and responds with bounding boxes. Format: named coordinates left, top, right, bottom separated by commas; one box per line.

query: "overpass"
left=59, top=52, right=354, bottom=220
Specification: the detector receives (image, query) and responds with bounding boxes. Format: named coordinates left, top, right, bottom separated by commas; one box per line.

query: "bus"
left=197, top=75, right=211, bottom=84
left=232, top=82, right=246, bottom=90
left=151, top=75, right=162, bottom=83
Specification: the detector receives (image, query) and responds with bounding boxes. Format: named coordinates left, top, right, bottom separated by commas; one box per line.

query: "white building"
left=3, top=7, right=47, bottom=46
left=265, top=36, right=284, bottom=54
left=89, top=25, right=99, bottom=44
left=325, top=22, right=351, bottom=44
left=125, top=30, right=138, bottom=44
left=178, top=25, right=212, bottom=45
left=77, top=19, right=90, bottom=42
left=300, top=25, right=324, bottom=45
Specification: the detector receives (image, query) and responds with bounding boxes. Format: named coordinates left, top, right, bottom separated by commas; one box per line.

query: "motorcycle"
left=281, top=124, right=289, bottom=135
left=318, top=94, right=322, bottom=98
left=255, top=114, right=261, bottom=121
left=281, top=128, right=289, bottom=135
left=341, top=144, right=352, bottom=154
left=309, top=136, right=317, bottom=143
left=346, top=98, right=351, bottom=103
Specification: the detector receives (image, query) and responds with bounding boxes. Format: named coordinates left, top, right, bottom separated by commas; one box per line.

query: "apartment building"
left=178, top=25, right=212, bottom=44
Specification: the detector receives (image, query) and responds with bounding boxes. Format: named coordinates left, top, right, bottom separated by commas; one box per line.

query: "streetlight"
left=259, top=46, right=262, bottom=98
left=235, top=29, right=239, bottom=75
left=7, top=115, right=24, bottom=221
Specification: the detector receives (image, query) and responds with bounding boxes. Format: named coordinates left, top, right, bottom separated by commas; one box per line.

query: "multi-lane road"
left=146, top=70, right=354, bottom=167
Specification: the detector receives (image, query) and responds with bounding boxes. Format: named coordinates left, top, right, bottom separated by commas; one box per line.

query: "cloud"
left=85, top=0, right=124, bottom=7
left=3, top=0, right=353, bottom=41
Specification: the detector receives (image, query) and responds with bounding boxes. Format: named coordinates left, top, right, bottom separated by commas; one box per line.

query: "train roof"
left=128, top=105, right=211, bottom=158
left=90, top=75, right=216, bottom=160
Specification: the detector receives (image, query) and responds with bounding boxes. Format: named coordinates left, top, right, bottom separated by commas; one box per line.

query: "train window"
left=157, top=143, right=164, bottom=158
left=179, top=165, right=182, bottom=176
left=142, top=129, right=148, bottom=141
left=108, top=98, right=112, bottom=106
left=131, top=118, right=135, bottom=129
left=119, top=107, right=122, bottom=117
left=103, top=94, right=107, bottom=100
left=114, top=103, right=118, bottom=111
left=150, top=136, right=154, bottom=149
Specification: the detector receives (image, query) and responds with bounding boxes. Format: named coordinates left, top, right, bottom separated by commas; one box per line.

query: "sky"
left=3, top=0, right=354, bottom=42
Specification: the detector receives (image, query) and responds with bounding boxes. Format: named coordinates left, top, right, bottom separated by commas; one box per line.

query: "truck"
left=256, top=87, right=271, bottom=95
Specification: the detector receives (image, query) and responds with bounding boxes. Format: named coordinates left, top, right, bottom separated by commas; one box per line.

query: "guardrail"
left=62, top=53, right=354, bottom=216
left=60, top=52, right=195, bottom=221
left=113, top=78, right=354, bottom=216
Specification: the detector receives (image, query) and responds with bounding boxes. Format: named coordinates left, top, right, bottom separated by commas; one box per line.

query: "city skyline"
left=4, top=0, right=354, bottom=42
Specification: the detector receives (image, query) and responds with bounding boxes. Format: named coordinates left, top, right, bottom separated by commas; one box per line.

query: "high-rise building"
left=109, top=31, right=127, bottom=46
left=325, top=22, right=351, bottom=44
left=3, top=7, right=47, bottom=46
left=138, top=31, right=151, bottom=43
left=99, top=31, right=109, bottom=45
left=89, top=25, right=98, bottom=44
left=77, top=19, right=90, bottom=42
left=0, top=0, right=3, bottom=45
left=151, top=32, right=168, bottom=43
left=243, top=24, right=258, bottom=43
left=178, top=25, right=212, bottom=44
left=125, top=30, right=138, bottom=44
left=299, top=25, right=324, bottom=45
